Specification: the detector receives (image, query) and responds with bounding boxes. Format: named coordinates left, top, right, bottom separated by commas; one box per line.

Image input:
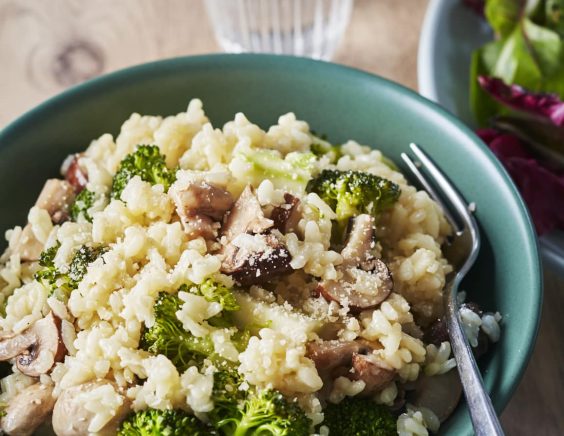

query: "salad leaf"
left=469, top=1, right=564, bottom=234
left=479, top=76, right=564, bottom=125
left=478, top=128, right=564, bottom=234
left=470, top=0, right=564, bottom=125
left=477, top=76, right=564, bottom=157
left=471, top=41, right=505, bottom=124
left=493, top=114, right=564, bottom=156
left=546, top=0, right=564, bottom=37
left=489, top=19, right=562, bottom=90
left=485, top=0, right=540, bottom=37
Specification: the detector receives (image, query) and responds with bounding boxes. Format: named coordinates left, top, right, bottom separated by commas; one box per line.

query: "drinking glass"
left=205, top=0, right=354, bottom=61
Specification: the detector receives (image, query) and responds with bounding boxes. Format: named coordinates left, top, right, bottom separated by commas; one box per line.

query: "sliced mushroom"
left=318, top=214, right=393, bottom=311
left=35, top=179, right=76, bottom=224
left=0, top=383, right=55, bottom=436
left=170, top=180, right=234, bottom=222
left=0, top=329, right=36, bottom=360
left=221, top=233, right=292, bottom=286
left=181, top=213, right=218, bottom=239
left=0, top=312, right=66, bottom=376
left=349, top=353, right=395, bottom=394
left=169, top=180, right=234, bottom=239
left=340, top=214, right=376, bottom=267
left=17, top=312, right=66, bottom=376
left=318, top=260, right=393, bottom=312
left=221, top=185, right=273, bottom=242
left=62, top=154, right=88, bottom=193
left=306, top=340, right=368, bottom=373
left=424, top=317, right=449, bottom=346
left=409, top=370, right=463, bottom=423
left=306, top=338, right=396, bottom=396
left=271, top=193, right=301, bottom=234
left=52, top=381, right=131, bottom=436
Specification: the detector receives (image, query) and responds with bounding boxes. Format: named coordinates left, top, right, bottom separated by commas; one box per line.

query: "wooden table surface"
left=0, top=0, right=562, bottom=434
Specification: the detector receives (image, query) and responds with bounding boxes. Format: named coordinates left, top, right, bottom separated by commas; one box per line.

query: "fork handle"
left=446, top=282, right=505, bottom=436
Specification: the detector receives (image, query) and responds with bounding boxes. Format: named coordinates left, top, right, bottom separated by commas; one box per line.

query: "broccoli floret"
left=117, top=408, right=211, bottom=436
left=321, top=397, right=396, bottom=436
left=34, top=244, right=63, bottom=294
left=208, top=367, right=247, bottom=431
left=35, top=244, right=106, bottom=300
left=306, top=169, right=401, bottom=243
left=192, top=278, right=240, bottom=312
left=111, top=145, right=176, bottom=200
left=230, top=327, right=253, bottom=352
left=208, top=358, right=310, bottom=436
left=140, top=292, right=215, bottom=371
left=183, top=279, right=240, bottom=328
left=310, top=142, right=343, bottom=164
left=216, top=389, right=311, bottom=436
left=230, top=149, right=316, bottom=193
left=70, top=189, right=96, bottom=222
left=68, top=245, right=107, bottom=284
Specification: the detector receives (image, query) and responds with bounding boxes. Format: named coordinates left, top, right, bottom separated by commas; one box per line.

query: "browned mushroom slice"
left=16, top=312, right=66, bottom=376
left=52, top=381, right=131, bottom=436
left=221, top=234, right=292, bottom=286
left=409, top=370, right=463, bottom=423
left=317, top=214, right=393, bottom=311
left=271, top=193, right=301, bottom=234
left=306, top=340, right=366, bottom=373
left=170, top=180, right=234, bottom=222
left=307, top=338, right=396, bottom=396
left=0, top=329, right=36, bottom=360
left=424, top=317, right=449, bottom=346
left=306, top=338, right=382, bottom=374
left=169, top=180, right=234, bottom=239
left=0, top=383, right=56, bottom=436
left=317, top=259, right=393, bottom=312
left=349, top=353, right=395, bottom=394
left=180, top=213, right=218, bottom=239
left=340, top=214, right=376, bottom=267
left=35, top=179, right=76, bottom=224
left=221, top=185, right=273, bottom=242
left=0, top=313, right=66, bottom=377
left=62, top=154, right=88, bottom=193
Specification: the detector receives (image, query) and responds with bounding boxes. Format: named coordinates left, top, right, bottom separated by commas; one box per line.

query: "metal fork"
left=401, top=143, right=504, bottom=436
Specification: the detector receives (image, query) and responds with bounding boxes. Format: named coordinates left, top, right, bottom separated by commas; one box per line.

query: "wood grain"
left=0, top=0, right=562, bottom=434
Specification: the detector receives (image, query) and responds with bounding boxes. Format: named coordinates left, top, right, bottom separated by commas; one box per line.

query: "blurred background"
left=0, top=0, right=562, bottom=434
left=0, top=0, right=423, bottom=125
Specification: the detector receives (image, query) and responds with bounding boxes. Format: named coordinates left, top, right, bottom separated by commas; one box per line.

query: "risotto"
left=0, top=100, right=500, bottom=435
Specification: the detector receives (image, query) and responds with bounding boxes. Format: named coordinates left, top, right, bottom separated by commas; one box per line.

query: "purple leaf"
left=478, top=128, right=564, bottom=235
left=463, top=0, right=485, bottom=16
left=478, top=76, right=564, bottom=126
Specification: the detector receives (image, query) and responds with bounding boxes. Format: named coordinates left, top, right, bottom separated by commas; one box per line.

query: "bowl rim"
left=0, top=52, right=543, bottom=424
left=417, top=0, right=443, bottom=103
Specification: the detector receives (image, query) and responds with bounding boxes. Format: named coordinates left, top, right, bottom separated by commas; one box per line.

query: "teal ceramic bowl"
left=0, top=55, right=541, bottom=435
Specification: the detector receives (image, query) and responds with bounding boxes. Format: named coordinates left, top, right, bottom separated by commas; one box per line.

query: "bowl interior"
left=0, top=54, right=541, bottom=435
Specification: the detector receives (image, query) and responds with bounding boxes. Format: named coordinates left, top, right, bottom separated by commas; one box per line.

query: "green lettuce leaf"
left=470, top=0, right=564, bottom=126
left=545, top=0, right=564, bottom=37
left=485, top=0, right=540, bottom=37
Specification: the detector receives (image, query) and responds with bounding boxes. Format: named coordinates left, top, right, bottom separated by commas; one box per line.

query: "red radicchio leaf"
left=463, top=0, right=485, bottom=16
left=477, top=128, right=564, bottom=235
left=478, top=76, right=564, bottom=126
